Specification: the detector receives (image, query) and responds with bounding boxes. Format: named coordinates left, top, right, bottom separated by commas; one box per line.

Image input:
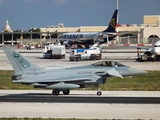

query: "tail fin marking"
left=3, top=46, right=43, bottom=73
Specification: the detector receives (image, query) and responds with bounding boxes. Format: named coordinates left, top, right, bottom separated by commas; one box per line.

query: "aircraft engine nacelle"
left=98, top=33, right=103, bottom=38
left=97, top=33, right=106, bottom=42
left=101, top=34, right=108, bottom=38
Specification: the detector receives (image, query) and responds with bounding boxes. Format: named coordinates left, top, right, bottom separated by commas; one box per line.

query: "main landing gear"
left=52, top=88, right=102, bottom=96
left=52, top=89, right=70, bottom=96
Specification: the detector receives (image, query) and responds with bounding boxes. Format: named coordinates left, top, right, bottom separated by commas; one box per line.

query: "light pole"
left=31, top=30, right=32, bottom=45
left=116, top=0, right=119, bottom=44
left=2, top=31, right=4, bottom=45
left=21, top=28, right=23, bottom=45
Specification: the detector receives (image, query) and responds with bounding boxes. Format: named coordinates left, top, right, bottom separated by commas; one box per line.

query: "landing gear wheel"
left=76, top=57, right=80, bottom=61
left=63, top=89, right=70, bottom=95
left=70, top=58, right=74, bottom=61
left=97, top=91, right=102, bottom=96
left=52, top=89, right=60, bottom=96
left=97, top=85, right=101, bottom=96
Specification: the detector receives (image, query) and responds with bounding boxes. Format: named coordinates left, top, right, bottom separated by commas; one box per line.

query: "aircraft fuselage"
left=59, top=32, right=99, bottom=40
left=152, top=40, right=160, bottom=55
left=12, top=61, right=146, bottom=88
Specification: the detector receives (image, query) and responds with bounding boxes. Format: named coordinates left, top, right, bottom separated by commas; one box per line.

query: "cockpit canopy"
left=92, top=61, right=126, bottom=67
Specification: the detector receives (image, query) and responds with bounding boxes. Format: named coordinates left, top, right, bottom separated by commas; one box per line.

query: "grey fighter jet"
left=3, top=46, right=147, bottom=96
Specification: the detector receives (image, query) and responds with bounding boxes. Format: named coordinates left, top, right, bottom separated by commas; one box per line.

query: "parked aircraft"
left=58, top=9, right=118, bottom=45
left=136, top=40, right=160, bottom=61
left=3, top=46, right=146, bottom=96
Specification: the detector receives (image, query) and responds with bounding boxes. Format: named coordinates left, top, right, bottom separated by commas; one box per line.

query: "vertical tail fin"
left=3, top=46, right=44, bottom=73
left=103, top=9, right=118, bottom=33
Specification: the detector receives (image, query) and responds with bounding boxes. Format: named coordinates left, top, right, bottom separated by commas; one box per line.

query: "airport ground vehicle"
left=136, top=48, right=154, bottom=61
left=26, top=44, right=35, bottom=50
left=136, top=40, right=160, bottom=62
left=43, top=45, right=66, bottom=59
left=136, top=48, right=160, bottom=62
left=42, top=44, right=54, bottom=53
left=69, top=47, right=102, bottom=61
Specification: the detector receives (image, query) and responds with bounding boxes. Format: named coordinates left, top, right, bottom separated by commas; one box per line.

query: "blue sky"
left=0, top=0, right=159, bottom=31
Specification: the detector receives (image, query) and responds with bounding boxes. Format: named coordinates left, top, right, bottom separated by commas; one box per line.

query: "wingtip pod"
left=3, top=46, right=44, bottom=73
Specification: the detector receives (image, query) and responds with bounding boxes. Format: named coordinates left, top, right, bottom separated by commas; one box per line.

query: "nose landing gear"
left=97, top=87, right=102, bottom=96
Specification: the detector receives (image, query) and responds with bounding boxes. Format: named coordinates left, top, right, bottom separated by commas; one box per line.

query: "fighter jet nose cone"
left=128, top=68, right=147, bottom=76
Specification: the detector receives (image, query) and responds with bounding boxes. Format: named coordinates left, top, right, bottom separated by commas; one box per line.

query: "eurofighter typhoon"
left=3, top=46, right=147, bottom=96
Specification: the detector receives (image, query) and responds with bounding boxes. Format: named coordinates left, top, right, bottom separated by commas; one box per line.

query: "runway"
left=0, top=91, right=160, bottom=104
left=0, top=90, right=160, bottom=119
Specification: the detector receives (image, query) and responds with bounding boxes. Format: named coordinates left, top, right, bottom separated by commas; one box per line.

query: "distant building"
left=143, top=15, right=160, bottom=41
left=144, top=15, right=160, bottom=27
left=3, top=20, right=13, bottom=32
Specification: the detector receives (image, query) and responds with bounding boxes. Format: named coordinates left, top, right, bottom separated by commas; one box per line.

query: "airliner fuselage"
left=59, top=32, right=99, bottom=40
left=152, top=40, right=160, bottom=55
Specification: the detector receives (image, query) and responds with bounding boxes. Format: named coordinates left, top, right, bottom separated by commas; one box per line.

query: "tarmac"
left=0, top=90, right=160, bottom=119
left=0, top=47, right=159, bottom=71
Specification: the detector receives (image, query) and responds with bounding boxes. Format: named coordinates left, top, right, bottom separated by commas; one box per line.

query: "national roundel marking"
left=23, top=63, right=28, bottom=68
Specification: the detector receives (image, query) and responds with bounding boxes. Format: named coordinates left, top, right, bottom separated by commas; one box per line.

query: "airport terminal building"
left=0, top=15, right=160, bottom=45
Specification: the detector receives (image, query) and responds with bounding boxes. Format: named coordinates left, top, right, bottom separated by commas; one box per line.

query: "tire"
left=76, top=57, right=80, bottom=61
left=52, top=89, right=60, bottom=96
left=97, top=91, right=102, bottom=96
left=93, top=56, right=96, bottom=61
left=70, top=58, right=74, bottom=61
left=63, top=89, right=70, bottom=95
left=90, top=54, right=96, bottom=60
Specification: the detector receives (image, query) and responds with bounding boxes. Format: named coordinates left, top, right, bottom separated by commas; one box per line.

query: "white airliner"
left=58, top=9, right=118, bottom=45
left=152, top=40, right=160, bottom=56
left=137, top=40, right=160, bottom=61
